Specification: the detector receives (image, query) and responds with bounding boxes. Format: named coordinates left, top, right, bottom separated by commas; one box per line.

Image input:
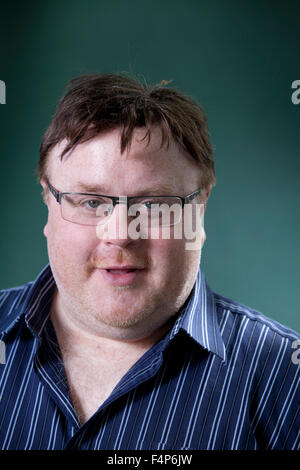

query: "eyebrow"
left=73, top=182, right=176, bottom=195
left=74, top=183, right=108, bottom=193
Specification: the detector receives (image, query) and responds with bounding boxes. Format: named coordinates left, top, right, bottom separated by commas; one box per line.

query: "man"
left=0, top=74, right=299, bottom=450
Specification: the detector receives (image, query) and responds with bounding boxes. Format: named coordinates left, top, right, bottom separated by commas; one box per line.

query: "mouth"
left=97, top=266, right=146, bottom=286
left=104, top=266, right=142, bottom=274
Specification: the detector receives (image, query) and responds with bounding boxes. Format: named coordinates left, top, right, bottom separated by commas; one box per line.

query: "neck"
left=50, top=290, right=172, bottom=360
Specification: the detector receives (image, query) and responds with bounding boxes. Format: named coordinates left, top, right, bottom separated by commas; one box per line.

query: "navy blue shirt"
left=0, top=264, right=299, bottom=450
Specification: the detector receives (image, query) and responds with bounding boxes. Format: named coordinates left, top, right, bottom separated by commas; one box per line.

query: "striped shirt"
left=0, top=264, right=299, bottom=450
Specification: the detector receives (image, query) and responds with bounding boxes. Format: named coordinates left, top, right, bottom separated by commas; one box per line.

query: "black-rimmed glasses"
left=47, top=181, right=203, bottom=227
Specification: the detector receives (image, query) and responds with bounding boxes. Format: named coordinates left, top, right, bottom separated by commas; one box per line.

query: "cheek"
left=46, top=215, right=97, bottom=263
left=150, top=239, right=200, bottom=298
left=151, top=238, right=188, bottom=272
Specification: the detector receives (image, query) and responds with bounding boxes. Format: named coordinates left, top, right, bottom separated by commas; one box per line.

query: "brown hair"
left=37, top=73, right=216, bottom=189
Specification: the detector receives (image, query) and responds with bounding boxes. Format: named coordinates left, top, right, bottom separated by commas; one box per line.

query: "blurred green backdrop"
left=0, top=0, right=299, bottom=332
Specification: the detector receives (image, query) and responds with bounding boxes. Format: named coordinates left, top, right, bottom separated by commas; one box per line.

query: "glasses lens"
left=128, top=197, right=182, bottom=227
left=60, top=194, right=183, bottom=227
left=61, top=194, right=113, bottom=226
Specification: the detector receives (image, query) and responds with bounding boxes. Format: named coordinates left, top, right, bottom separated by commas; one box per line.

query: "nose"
left=96, top=199, right=135, bottom=247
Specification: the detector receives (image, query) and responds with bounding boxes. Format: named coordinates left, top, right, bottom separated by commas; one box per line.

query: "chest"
left=61, top=352, right=141, bottom=425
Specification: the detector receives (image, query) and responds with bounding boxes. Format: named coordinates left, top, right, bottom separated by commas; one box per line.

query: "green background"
left=0, top=0, right=299, bottom=332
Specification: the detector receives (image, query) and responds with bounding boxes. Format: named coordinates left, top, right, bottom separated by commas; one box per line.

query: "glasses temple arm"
left=47, top=182, right=61, bottom=203
left=184, top=188, right=202, bottom=204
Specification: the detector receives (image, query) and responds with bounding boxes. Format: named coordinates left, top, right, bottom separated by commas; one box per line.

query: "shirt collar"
left=171, top=269, right=227, bottom=362
left=0, top=264, right=226, bottom=361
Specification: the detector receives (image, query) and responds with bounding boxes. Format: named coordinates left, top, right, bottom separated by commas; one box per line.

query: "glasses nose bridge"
left=102, top=196, right=132, bottom=240
left=109, top=196, right=130, bottom=217
left=111, top=195, right=130, bottom=209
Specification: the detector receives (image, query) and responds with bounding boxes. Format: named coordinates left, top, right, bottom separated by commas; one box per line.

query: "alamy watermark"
left=291, top=339, right=300, bottom=365
left=0, top=340, right=5, bottom=364
left=0, top=80, right=6, bottom=104
left=291, top=80, right=300, bottom=105
left=95, top=201, right=206, bottom=251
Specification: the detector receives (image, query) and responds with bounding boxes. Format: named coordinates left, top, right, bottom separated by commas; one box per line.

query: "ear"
left=40, top=179, right=49, bottom=238
left=43, top=223, right=48, bottom=238
left=202, top=187, right=211, bottom=211
left=40, top=179, right=50, bottom=206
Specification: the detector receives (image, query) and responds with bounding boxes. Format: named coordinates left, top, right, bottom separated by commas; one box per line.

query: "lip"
left=103, top=265, right=145, bottom=270
left=96, top=266, right=145, bottom=286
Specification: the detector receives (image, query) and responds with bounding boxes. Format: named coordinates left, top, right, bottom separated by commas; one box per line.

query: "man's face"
left=43, top=127, right=207, bottom=341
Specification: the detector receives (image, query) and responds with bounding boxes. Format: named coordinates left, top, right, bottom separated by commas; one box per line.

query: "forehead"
left=46, top=127, right=201, bottom=194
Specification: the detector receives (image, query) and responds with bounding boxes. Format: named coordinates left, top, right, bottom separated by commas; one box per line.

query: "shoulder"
left=211, top=292, right=299, bottom=449
left=0, top=265, right=54, bottom=333
left=212, top=291, right=300, bottom=367
left=0, top=282, right=34, bottom=329
left=214, top=291, right=299, bottom=341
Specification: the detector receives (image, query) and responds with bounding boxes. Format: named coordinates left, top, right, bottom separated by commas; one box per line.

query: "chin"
left=98, top=309, right=150, bottom=329
left=94, top=297, right=158, bottom=329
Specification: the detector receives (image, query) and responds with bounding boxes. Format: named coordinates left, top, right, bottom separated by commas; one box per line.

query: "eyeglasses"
left=46, top=181, right=203, bottom=227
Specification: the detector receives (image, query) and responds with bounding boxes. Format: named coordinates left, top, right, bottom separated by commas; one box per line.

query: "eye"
left=85, top=199, right=101, bottom=209
left=141, top=199, right=163, bottom=210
